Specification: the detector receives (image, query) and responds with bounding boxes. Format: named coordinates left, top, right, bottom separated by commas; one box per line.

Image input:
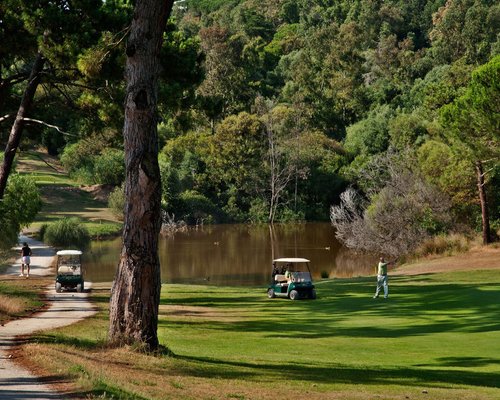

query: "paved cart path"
left=0, top=236, right=96, bottom=399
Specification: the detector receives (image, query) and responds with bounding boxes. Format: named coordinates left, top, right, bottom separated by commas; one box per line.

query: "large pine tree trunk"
left=0, top=52, right=45, bottom=199
left=475, top=160, right=491, bottom=245
left=108, top=0, right=174, bottom=351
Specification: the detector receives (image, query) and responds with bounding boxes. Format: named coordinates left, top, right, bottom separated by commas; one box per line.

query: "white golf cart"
left=268, top=257, right=316, bottom=300
left=55, top=250, right=84, bottom=293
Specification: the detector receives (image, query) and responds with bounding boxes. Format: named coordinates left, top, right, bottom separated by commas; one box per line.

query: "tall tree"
left=0, top=51, right=45, bottom=198
left=0, top=0, right=130, bottom=193
left=440, top=55, right=500, bottom=244
left=108, top=0, right=174, bottom=351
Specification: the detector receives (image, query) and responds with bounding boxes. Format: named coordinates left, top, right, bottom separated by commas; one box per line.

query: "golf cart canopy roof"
left=273, top=258, right=310, bottom=263
left=56, top=250, right=83, bottom=256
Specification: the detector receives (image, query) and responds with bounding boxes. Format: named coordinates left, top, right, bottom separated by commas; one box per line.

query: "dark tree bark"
left=108, top=0, right=174, bottom=351
left=0, top=52, right=45, bottom=198
left=475, top=160, right=491, bottom=245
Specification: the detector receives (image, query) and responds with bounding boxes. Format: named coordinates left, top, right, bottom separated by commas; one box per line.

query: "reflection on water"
left=84, top=223, right=378, bottom=286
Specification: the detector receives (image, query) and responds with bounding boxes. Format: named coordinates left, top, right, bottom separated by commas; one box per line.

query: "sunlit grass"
left=0, top=276, right=51, bottom=324
left=21, top=271, right=500, bottom=399
left=16, top=151, right=123, bottom=239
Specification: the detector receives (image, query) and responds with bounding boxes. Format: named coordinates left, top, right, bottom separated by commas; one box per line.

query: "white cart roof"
left=56, top=250, right=83, bottom=256
left=273, top=258, right=310, bottom=263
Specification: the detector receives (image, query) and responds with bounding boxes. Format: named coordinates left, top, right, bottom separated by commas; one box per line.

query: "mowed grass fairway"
left=16, top=150, right=122, bottom=237
left=22, top=268, right=500, bottom=400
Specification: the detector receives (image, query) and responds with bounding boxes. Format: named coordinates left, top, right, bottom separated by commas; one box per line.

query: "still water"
left=84, top=223, right=378, bottom=286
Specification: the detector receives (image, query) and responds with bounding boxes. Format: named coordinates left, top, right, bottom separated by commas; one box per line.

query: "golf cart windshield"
left=272, top=258, right=311, bottom=279
left=289, top=271, right=312, bottom=283
left=57, top=253, right=82, bottom=276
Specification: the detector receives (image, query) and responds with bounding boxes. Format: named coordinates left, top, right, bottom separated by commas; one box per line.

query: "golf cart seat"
left=274, top=274, right=288, bottom=283
left=58, top=265, right=79, bottom=275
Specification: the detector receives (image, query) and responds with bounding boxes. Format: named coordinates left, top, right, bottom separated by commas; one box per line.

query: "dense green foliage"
left=108, top=183, right=125, bottom=221
left=0, top=174, right=41, bottom=249
left=1, top=0, right=498, bottom=238
left=42, top=217, right=91, bottom=249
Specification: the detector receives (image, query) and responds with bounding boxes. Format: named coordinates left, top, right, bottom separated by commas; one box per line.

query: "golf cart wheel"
left=267, top=288, right=276, bottom=298
left=55, top=282, right=62, bottom=293
left=289, top=289, right=299, bottom=300
left=77, top=283, right=83, bottom=293
left=310, top=289, right=317, bottom=299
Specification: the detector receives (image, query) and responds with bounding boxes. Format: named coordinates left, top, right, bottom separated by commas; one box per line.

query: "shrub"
left=108, top=184, right=125, bottom=221
left=93, top=149, right=125, bottom=185
left=178, top=190, right=218, bottom=225
left=70, top=166, right=95, bottom=185
left=0, top=174, right=42, bottom=249
left=3, top=174, right=42, bottom=228
left=60, top=142, right=94, bottom=174
left=248, top=199, right=268, bottom=223
left=159, top=156, right=181, bottom=210
left=43, top=218, right=90, bottom=249
left=413, top=234, right=471, bottom=258
left=276, top=207, right=305, bottom=223
left=38, top=224, right=48, bottom=241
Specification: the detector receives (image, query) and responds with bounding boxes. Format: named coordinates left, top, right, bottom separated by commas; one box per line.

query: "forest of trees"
left=1, top=0, right=499, bottom=245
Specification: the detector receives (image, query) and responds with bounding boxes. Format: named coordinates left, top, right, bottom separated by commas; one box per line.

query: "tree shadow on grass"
left=416, top=357, right=500, bottom=368
left=160, top=276, right=500, bottom=339
left=174, top=354, right=500, bottom=389
left=26, top=333, right=100, bottom=349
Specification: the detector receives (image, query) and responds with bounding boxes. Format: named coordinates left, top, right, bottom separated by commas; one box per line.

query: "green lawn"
left=26, top=269, right=500, bottom=399
left=16, top=151, right=122, bottom=237
left=0, top=275, right=50, bottom=325
left=159, top=271, right=499, bottom=392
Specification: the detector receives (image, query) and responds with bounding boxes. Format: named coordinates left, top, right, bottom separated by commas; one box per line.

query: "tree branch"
left=21, top=118, right=77, bottom=137
left=0, top=72, right=30, bottom=89
left=0, top=114, right=12, bottom=124
left=99, top=25, right=132, bottom=64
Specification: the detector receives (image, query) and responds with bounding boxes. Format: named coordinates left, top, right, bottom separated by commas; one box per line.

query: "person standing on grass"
left=20, top=242, right=32, bottom=277
left=373, top=257, right=394, bottom=299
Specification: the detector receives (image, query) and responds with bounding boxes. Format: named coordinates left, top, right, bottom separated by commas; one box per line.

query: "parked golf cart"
left=55, top=250, right=84, bottom=293
left=267, top=258, right=316, bottom=300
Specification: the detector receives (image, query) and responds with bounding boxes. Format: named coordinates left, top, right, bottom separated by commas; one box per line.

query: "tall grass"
left=0, top=279, right=48, bottom=324
left=413, top=233, right=471, bottom=257
left=42, top=217, right=91, bottom=249
left=108, top=184, right=124, bottom=221
left=0, top=293, right=27, bottom=315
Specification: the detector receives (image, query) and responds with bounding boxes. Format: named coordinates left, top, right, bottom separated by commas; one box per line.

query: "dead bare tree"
left=330, top=153, right=451, bottom=257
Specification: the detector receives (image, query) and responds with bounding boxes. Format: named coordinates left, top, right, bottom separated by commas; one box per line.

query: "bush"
left=0, top=174, right=42, bottom=249
left=276, top=207, right=305, bottom=223
left=413, top=234, right=471, bottom=258
left=60, top=142, right=94, bottom=174
left=248, top=199, right=268, bottom=223
left=93, top=149, right=125, bottom=185
left=43, top=218, right=90, bottom=249
left=61, top=143, right=124, bottom=186
left=38, top=224, right=48, bottom=241
left=69, top=166, right=95, bottom=184
left=178, top=190, right=219, bottom=224
left=108, top=184, right=125, bottom=221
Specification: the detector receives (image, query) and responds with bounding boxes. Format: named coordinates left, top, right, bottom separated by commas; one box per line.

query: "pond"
left=84, top=222, right=378, bottom=286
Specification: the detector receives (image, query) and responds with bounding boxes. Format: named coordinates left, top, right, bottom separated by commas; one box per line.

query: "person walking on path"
left=20, top=241, right=32, bottom=277
left=373, top=257, right=395, bottom=299
left=0, top=235, right=96, bottom=400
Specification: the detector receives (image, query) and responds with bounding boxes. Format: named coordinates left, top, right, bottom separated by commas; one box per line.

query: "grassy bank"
left=20, top=268, right=500, bottom=400
left=16, top=150, right=122, bottom=238
left=0, top=274, right=51, bottom=325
